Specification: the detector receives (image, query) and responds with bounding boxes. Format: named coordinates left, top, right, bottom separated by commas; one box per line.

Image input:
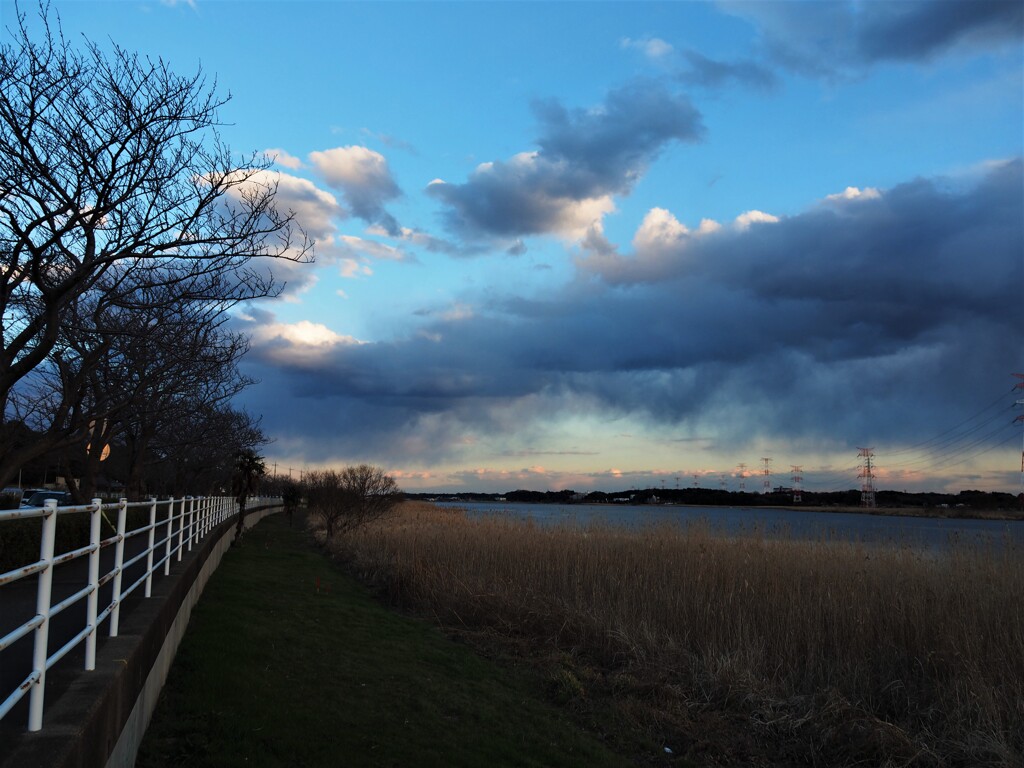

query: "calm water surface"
left=436, top=501, right=1024, bottom=553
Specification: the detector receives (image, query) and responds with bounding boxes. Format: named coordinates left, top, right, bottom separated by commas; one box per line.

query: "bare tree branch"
left=0, top=3, right=314, bottom=488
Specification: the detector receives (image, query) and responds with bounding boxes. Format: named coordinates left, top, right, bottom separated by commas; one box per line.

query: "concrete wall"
left=1, top=505, right=281, bottom=768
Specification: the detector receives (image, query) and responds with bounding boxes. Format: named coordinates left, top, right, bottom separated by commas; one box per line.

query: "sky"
left=4, top=0, right=1023, bottom=494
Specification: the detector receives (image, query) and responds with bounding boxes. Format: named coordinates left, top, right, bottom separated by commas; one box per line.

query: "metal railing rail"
left=0, top=494, right=261, bottom=731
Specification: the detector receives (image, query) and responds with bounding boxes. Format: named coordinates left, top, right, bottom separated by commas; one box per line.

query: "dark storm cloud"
left=578, top=161, right=1021, bottom=367
left=531, top=80, right=704, bottom=191
left=240, top=160, right=1022, bottom=463
left=675, top=49, right=779, bottom=90
left=427, top=80, right=704, bottom=240
left=858, top=0, right=1024, bottom=61
left=724, top=0, right=1023, bottom=79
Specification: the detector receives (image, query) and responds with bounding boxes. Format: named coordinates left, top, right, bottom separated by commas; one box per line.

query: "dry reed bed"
left=318, top=502, right=1023, bottom=766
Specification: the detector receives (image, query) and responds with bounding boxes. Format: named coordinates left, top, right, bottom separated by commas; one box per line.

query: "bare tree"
left=0, top=5, right=312, bottom=488
left=232, top=449, right=266, bottom=541
left=141, top=405, right=267, bottom=498
left=280, top=479, right=302, bottom=527
left=304, top=465, right=402, bottom=542
left=21, top=270, right=256, bottom=500
left=303, top=470, right=348, bottom=542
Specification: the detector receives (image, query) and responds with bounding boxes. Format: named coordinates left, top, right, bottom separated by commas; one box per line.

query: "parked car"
left=21, top=490, right=75, bottom=508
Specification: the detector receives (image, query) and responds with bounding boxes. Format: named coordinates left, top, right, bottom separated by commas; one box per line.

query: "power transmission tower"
left=790, top=465, right=803, bottom=503
left=1014, top=374, right=1024, bottom=507
left=736, top=463, right=747, bottom=492
left=858, top=447, right=876, bottom=508
left=761, top=457, right=772, bottom=494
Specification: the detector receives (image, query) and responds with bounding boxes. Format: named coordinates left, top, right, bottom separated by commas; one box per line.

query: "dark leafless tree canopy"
left=305, top=465, right=402, bottom=541
left=0, top=4, right=312, bottom=490
left=53, top=276, right=257, bottom=498
left=232, top=448, right=266, bottom=540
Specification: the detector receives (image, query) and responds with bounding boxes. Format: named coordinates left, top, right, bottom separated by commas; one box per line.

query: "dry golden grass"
left=326, top=502, right=1023, bottom=767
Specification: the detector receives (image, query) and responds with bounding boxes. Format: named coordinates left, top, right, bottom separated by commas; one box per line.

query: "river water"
left=436, top=501, right=1024, bottom=553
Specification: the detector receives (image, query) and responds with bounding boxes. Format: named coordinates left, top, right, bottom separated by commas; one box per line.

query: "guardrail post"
left=186, top=496, right=194, bottom=552
left=176, top=497, right=184, bottom=562
left=164, top=497, right=173, bottom=576
left=145, top=497, right=157, bottom=597
left=85, top=498, right=102, bottom=670
left=27, top=499, right=58, bottom=731
left=109, top=498, right=127, bottom=637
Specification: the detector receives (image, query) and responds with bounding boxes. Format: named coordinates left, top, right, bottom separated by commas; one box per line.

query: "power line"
left=865, top=377, right=1023, bottom=487
left=881, top=386, right=1014, bottom=457
left=881, top=407, right=1013, bottom=469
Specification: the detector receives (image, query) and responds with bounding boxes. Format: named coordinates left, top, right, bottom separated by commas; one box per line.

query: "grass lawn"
left=136, top=513, right=631, bottom=768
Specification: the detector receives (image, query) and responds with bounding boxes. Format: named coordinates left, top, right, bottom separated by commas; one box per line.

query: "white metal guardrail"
left=0, top=495, right=250, bottom=731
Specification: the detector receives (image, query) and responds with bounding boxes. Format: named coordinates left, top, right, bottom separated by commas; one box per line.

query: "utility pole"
left=858, top=448, right=876, bottom=508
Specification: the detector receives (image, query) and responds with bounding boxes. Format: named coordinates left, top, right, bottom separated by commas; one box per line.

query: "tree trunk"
left=234, top=498, right=247, bottom=542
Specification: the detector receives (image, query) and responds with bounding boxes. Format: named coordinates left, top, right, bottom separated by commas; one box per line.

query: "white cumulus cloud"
left=310, top=146, right=393, bottom=189
left=339, top=258, right=373, bottom=279
left=621, top=36, right=674, bottom=59
left=254, top=319, right=356, bottom=348
left=264, top=148, right=304, bottom=170
left=247, top=317, right=363, bottom=365
left=308, top=146, right=402, bottom=234
left=338, top=234, right=409, bottom=262
left=734, top=209, right=780, bottom=230
left=825, top=186, right=882, bottom=202
left=219, top=168, right=343, bottom=241
left=633, top=207, right=690, bottom=252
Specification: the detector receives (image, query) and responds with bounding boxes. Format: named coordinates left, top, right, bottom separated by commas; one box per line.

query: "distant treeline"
left=405, top=487, right=1023, bottom=513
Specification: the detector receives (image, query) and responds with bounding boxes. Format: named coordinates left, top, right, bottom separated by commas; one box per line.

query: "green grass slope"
left=136, top=513, right=629, bottom=768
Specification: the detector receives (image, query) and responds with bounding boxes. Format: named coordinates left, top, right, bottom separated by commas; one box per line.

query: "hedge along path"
left=136, top=512, right=629, bottom=768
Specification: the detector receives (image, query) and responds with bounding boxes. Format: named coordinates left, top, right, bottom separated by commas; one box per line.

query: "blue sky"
left=6, top=0, right=1023, bottom=494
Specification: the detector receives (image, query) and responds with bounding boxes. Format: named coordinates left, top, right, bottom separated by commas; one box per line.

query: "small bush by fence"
left=0, top=501, right=152, bottom=573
